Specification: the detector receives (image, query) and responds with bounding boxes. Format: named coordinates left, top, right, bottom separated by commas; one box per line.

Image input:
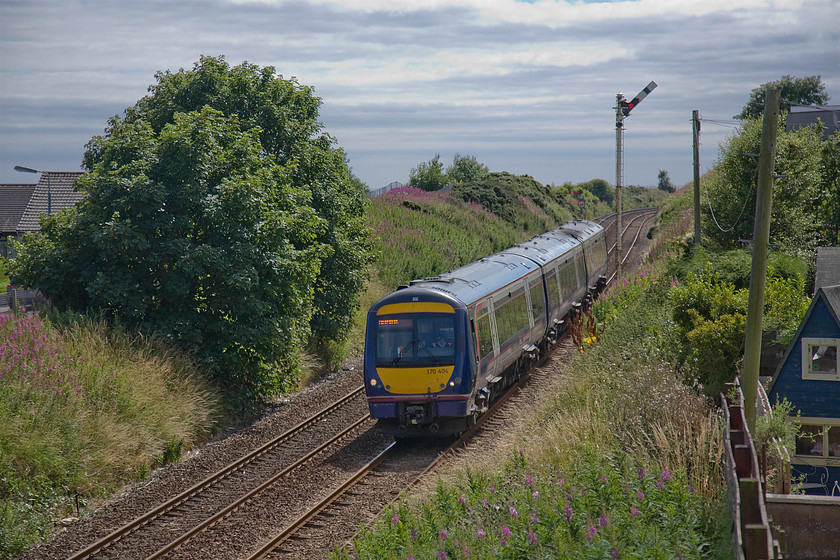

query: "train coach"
left=363, top=220, right=608, bottom=436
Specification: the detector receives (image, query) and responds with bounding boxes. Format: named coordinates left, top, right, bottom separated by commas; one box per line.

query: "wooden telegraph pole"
left=742, top=89, right=780, bottom=433
left=615, top=81, right=657, bottom=278
left=692, top=110, right=702, bottom=245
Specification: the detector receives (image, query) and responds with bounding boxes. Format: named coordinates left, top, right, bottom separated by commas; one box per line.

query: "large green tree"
left=735, top=75, right=830, bottom=120
left=13, top=56, right=374, bottom=396
left=702, top=116, right=830, bottom=251
left=117, top=55, right=374, bottom=349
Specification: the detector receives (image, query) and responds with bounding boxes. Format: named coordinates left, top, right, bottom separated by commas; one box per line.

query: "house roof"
left=767, top=284, right=840, bottom=391
left=17, top=172, right=86, bottom=232
left=815, top=247, right=840, bottom=293
left=787, top=105, right=840, bottom=139
left=0, top=184, right=36, bottom=232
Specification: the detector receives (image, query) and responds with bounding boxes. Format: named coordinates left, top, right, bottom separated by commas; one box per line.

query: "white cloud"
left=1, top=0, right=837, bottom=188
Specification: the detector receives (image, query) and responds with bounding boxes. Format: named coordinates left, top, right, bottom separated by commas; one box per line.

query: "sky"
left=1, top=0, right=838, bottom=191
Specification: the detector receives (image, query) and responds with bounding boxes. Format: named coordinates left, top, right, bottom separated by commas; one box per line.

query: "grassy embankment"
left=334, top=190, right=736, bottom=559
left=0, top=312, right=219, bottom=558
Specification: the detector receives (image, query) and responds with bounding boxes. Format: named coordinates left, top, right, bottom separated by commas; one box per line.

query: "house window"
left=801, top=338, right=840, bottom=381
left=794, top=420, right=840, bottom=464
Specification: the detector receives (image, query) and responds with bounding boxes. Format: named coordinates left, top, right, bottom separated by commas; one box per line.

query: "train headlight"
left=370, top=379, right=377, bottom=386
left=449, top=381, right=455, bottom=387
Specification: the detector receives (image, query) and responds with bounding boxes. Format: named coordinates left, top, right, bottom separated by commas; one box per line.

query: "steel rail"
left=246, top=442, right=397, bottom=560
left=66, top=385, right=366, bottom=560
left=144, top=413, right=373, bottom=560
left=606, top=211, right=656, bottom=286
left=607, top=211, right=651, bottom=255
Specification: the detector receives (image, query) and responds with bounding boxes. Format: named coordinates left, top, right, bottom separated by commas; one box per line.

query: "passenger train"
left=363, top=220, right=609, bottom=436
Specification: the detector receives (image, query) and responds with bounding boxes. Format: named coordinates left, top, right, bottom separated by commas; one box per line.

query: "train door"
left=474, top=299, right=499, bottom=380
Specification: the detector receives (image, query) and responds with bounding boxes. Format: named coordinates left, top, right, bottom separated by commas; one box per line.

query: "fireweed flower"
left=532, top=490, right=539, bottom=500
left=477, top=528, right=486, bottom=539
left=586, top=527, right=598, bottom=541
left=440, top=530, right=448, bottom=540
left=525, top=475, right=533, bottom=485
left=638, top=468, right=646, bottom=479
left=564, top=506, right=573, bottom=520
left=502, top=527, right=512, bottom=538
left=630, top=507, right=640, bottom=517
left=528, top=532, right=537, bottom=544
left=509, top=506, right=518, bottom=518
left=637, top=491, right=645, bottom=500
left=662, top=470, right=672, bottom=481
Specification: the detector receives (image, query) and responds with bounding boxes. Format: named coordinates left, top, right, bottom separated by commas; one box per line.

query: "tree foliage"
left=735, top=75, right=830, bottom=120
left=409, top=154, right=448, bottom=191
left=702, top=116, right=833, bottom=251
left=446, top=153, right=489, bottom=185
left=12, top=56, right=374, bottom=397
left=657, top=170, right=675, bottom=193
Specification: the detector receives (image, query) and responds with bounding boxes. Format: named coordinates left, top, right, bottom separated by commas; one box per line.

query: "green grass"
left=0, top=311, right=220, bottom=558
left=368, top=186, right=535, bottom=289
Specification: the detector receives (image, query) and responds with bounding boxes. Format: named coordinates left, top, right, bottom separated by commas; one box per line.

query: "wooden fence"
left=723, top=381, right=786, bottom=559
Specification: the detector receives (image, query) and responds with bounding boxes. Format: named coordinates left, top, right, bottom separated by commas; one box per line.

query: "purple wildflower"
left=630, top=507, right=640, bottom=517
left=528, top=532, right=537, bottom=544
left=502, top=527, right=512, bottom=537
left=477, top=528, right=486, bottom=539
left=564, top=505, right=573, bottom=520
left=440, top=529, right=448, bottom=540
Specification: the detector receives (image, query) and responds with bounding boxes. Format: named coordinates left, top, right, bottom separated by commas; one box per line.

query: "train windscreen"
left=375, top=313, right=455, bottom=366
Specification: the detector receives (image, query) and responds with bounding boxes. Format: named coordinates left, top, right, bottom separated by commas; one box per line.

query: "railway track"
left=64, top=387, right=375, bottom=560
left=45, top=208, right=659, bottom=560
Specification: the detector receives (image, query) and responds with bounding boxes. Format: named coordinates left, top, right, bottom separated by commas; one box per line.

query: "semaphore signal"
left=614, top=80, right=657, bottom=278
left=620, top=81, right=657, bottom=116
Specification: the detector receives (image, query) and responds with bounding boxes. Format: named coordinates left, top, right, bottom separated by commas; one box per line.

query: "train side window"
left=545, top=269, right=560, bottom=308
left=530, top=280, right=545, bottom=321
left=476, top=313, right=494, bottom=358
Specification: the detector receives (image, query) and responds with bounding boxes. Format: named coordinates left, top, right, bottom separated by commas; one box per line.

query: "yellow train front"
left=364, top=288, right=476, bottom=436
left=363, top=219, right=607, bottom=437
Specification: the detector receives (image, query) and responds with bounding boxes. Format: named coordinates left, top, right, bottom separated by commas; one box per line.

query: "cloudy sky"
left=1, top=0, right=838, bottom=191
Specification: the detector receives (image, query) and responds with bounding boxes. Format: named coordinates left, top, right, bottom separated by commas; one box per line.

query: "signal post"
left=614, top=81, right=657, bottom=278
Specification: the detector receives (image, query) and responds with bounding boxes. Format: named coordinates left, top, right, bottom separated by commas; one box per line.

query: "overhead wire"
left=697, top=113, right=754, bottom=232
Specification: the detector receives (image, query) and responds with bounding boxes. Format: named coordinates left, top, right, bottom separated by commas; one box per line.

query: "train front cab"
left=364, top=289, right=475, bottom=436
